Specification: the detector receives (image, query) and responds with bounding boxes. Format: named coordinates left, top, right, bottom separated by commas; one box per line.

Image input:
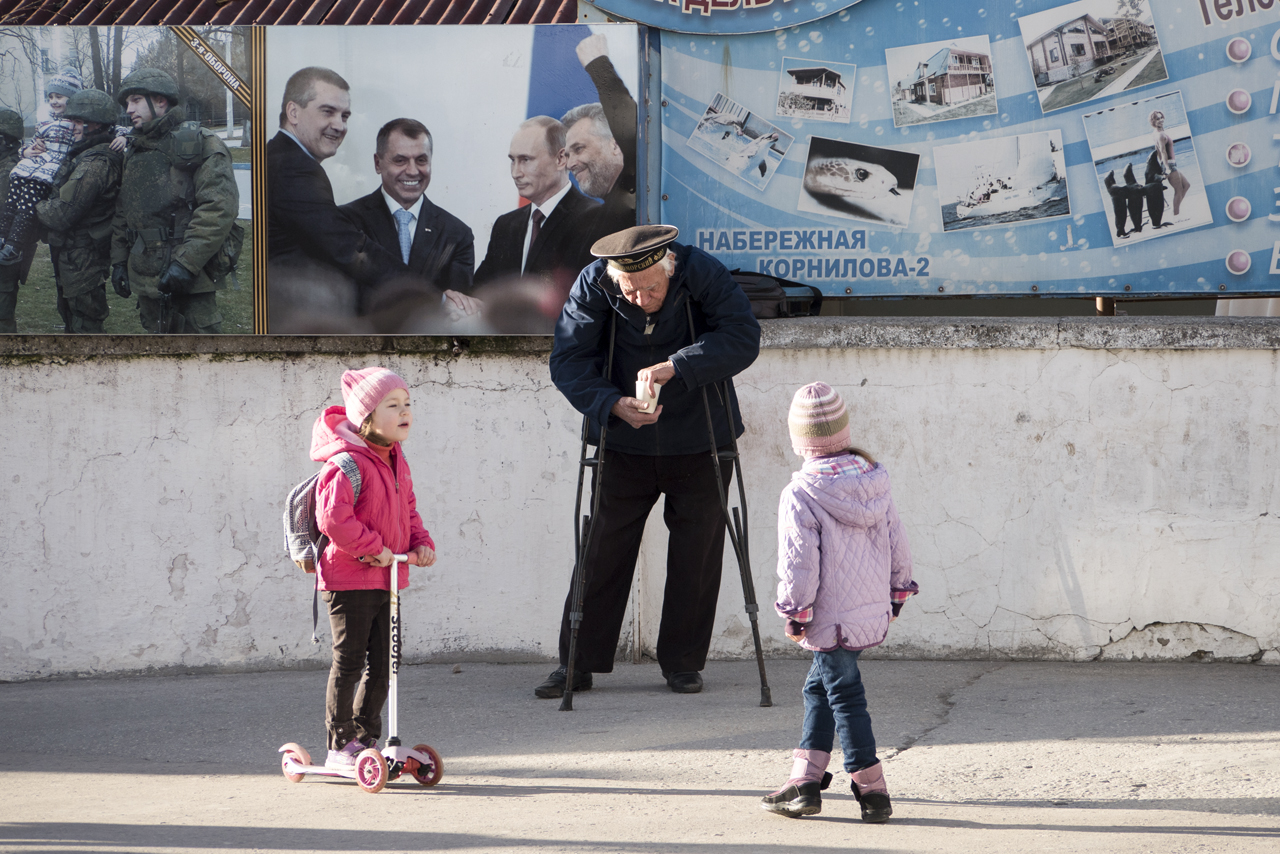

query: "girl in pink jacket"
left=761, top=382, right=917, bottom=823
left=311, top=367, right=435, bottom=769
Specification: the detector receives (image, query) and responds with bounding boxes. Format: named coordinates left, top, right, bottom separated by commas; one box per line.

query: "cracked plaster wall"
left=1, top=339, right=1278, bottom=680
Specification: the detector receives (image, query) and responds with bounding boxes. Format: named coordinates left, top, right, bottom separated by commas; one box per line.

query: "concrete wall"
left=2, top=318, right=1279, bottom=681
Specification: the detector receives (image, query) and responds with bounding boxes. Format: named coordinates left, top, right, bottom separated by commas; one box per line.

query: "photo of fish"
left=775, top=57, right=856, bottom=124
left=1018, top=0, right=1167, bottom=115
left=885, top=35, right=996, bottom=128
left=686, top=93, right=795, bottom=191
left=796, top=136, right=919, bottom=228
left=935, top=130, right=1069, bottom=232
left=1082, top=90, right=1211, bottom=248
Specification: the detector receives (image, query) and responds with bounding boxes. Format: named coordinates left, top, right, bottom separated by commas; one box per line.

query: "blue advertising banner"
left=585, top=0, right=866, bottom=36
left=660, top=0, right=1280, bottom=297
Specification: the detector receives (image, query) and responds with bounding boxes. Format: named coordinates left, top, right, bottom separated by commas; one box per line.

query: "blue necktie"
left=393, top=208, right=414, bottom=264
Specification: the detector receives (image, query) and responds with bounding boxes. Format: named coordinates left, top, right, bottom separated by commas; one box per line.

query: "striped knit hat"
left=341, top=367, right=408, bottom=429
left=788, top=382, right=851, bottom=457
left=46, top=68, right=84, bottom=99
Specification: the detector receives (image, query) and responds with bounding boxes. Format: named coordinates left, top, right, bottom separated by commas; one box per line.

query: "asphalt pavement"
left=1, top=659, right=1278, bottom=853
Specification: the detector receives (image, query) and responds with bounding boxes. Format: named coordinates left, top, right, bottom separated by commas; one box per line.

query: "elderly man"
left=561, top=33, right=637, bottom=235
left=339, top=118, right=479, bottom=317
left=474, top=116, right=600, bottom=290
left=537, top=225, right=761, bottom=698
left=267, top=66, right=405, bottom=326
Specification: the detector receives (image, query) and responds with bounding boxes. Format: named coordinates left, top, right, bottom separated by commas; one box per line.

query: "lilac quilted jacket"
left=775, top=463, right=917, bottom=652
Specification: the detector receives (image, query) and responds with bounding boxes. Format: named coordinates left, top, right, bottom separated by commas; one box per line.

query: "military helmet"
left=65, top=89, right=120, bottom=126
left=116, top=68, right=182, bottom=106
left=0, top=109, right=22, bottom=143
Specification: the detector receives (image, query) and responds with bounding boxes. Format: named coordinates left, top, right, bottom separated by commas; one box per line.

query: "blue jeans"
left=799, top=647, right=878, bottom=773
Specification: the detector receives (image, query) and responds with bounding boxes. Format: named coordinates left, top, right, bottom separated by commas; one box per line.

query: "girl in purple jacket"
left=761, top=382, right=918, bottom=823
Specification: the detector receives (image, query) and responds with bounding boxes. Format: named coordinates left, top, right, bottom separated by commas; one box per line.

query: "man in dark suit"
left=561, top=33, right=637, bottom=237
left=340, top=118, right=479, bottom=317
left=474, top=116, right=601, bottom=296
left=267, top=66, right=406, bottom=329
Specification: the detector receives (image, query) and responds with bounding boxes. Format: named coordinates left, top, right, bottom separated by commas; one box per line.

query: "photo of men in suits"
left=474, top=116, right=602, bottom=295
left=340, top=118, right=480, bottom=318
left=267, top=66, right=409, bottom=329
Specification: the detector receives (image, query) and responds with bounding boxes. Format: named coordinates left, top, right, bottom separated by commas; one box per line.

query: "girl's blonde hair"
left=357, top=413, right=393, bottom=446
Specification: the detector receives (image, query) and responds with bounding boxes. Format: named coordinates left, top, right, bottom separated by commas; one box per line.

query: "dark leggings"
left=322, top=588, right=391, bottom=751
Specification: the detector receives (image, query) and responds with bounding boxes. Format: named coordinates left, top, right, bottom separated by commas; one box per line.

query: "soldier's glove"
left=157, top=261, right=197, bottom=296
left=111, top=263, right=131, bottom=298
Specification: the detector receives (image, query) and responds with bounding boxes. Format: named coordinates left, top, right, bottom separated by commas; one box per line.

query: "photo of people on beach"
left=1018, top=0, right=1167, bottom=115
left=885, top=35, right=996, bottom=128
left=934, top=130, right=1069, bottom=232
left=686, top=93, right=794, bottom=191
left=1081, top=90, right=1211, bottom=248
left=796, top=136, right=919, bottom=228
left=775, top=57, right=855, bottom=125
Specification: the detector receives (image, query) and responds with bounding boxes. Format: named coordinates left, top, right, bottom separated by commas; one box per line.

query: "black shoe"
left=851, top=780, right=893, bottom=823
left=760, top=772, right=832, bottom=817
left=533, top=666, right=591, bottom=699
left=663, top=671, right=703, bottom=693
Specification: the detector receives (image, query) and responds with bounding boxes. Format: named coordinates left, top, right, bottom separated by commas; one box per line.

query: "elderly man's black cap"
left=591, top=224, right=679, bottom=273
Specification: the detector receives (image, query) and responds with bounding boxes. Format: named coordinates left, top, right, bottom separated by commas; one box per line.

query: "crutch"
left=561, top=313, right=618, bottom=711
left=686, top=301, right=772, bottom=707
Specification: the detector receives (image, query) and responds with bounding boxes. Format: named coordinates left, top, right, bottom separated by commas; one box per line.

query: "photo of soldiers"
left=34, top=89, right=124, bottom=334
left=110, top=68, right=239, bottom=334
left=0, top=26, right=251, bottom=334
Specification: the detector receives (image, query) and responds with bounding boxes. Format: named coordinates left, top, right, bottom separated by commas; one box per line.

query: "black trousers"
left=322, top=588, right=391, bottom=750
left=558, top=448, right=732, bottom=674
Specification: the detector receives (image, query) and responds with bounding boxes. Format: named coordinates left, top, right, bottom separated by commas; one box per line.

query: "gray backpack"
left=282, top=452, right=362, bottom=642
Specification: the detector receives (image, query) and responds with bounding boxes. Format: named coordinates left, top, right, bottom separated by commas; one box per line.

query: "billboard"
left=660, top=0, right=1280, bottom=297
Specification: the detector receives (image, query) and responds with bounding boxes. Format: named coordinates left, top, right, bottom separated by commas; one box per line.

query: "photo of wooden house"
left=898, top=46, right=992, bottom=107
left=775, top=57, right=855, bottom=124
left=884, top=36, right=997, bottom=127
left=1025, top=13, right=1113, bottom=87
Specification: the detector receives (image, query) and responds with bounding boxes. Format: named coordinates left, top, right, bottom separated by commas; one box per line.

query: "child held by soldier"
left=761, top=382, right=918, bottom=823
left=308, top=367, right=436, bottom=769
left=0, top=68, right=127, bottom=266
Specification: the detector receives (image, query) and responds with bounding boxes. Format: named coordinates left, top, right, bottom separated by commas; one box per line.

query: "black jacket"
left=339, top=189, right=475, bottom=293
left=267, top=132, right=405, bottom=290
left=474, top=184, right=601, bottom=287
left=550, top=243, right=760, bottom=456
left=584, top=55, right=638, bottom=235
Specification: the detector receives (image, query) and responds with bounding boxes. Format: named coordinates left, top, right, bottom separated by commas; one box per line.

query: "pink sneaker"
left=325, top=738, right=369, bottom=769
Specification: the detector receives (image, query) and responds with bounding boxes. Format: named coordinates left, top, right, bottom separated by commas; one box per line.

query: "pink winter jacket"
left=310, top=405, right=434, bottom=591
left=775, top=462, right=917, bottom=652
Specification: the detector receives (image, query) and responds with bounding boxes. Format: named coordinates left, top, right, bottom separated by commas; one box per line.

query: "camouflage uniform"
left=111, top=98, right=237, bottom=334
left=0, top=109, right=31, bottom=333
left=36, top=124, right=124, bottom=334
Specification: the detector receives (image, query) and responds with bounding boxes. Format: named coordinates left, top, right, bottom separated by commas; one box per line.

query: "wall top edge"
left=1, top=318, right=1279, bottom=360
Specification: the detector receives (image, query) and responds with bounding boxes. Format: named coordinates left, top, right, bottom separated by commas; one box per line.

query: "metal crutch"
left=561, top=313, right=617, bottom=711
left=686, top=301, right=772, bottom=707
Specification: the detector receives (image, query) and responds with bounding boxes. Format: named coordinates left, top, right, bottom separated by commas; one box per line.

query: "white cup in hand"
left=635, top=379, right=662, bottom=412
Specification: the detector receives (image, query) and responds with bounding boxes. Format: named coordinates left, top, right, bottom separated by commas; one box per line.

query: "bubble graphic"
left=1226, top=196, right=1251, bottom=222
left=1227, top=89, right=1251, bottom=114
left=1226, top=143, right=1250, bottom=168
left=1226, top=250, right=1251, bottom=275
left=1227, top=37, right=1251, bottom=63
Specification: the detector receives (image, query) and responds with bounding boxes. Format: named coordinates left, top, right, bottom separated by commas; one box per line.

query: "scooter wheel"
left=355, top=747, right=388, bottom=793
left=410, top=744, right=444, bottom=787
left=279, top=743, right=310, bottom=783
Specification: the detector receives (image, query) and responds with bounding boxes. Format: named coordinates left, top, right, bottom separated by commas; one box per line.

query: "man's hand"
left=575, top=32, right=609, bottom=67
left=411, top=545, right=436, bottom=567
left=157, top=261, right=197, bottom=295
left=636, top=361, right=676, bottom=399
left=109, top=135, right=127, bottom=152
left=111, top=263, right=131, bottom=298
left=443, top=290, right=483, bottom=317
left=611, top=397, right=662, bottom=429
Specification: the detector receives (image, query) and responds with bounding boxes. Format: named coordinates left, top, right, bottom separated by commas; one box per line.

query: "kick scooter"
left=279, top=554, right=444, bottom=793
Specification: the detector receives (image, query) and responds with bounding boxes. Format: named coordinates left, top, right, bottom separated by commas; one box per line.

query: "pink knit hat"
left=788, top=382, right=851, bottom=457
left=341, top=367, right=408, bottom=429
